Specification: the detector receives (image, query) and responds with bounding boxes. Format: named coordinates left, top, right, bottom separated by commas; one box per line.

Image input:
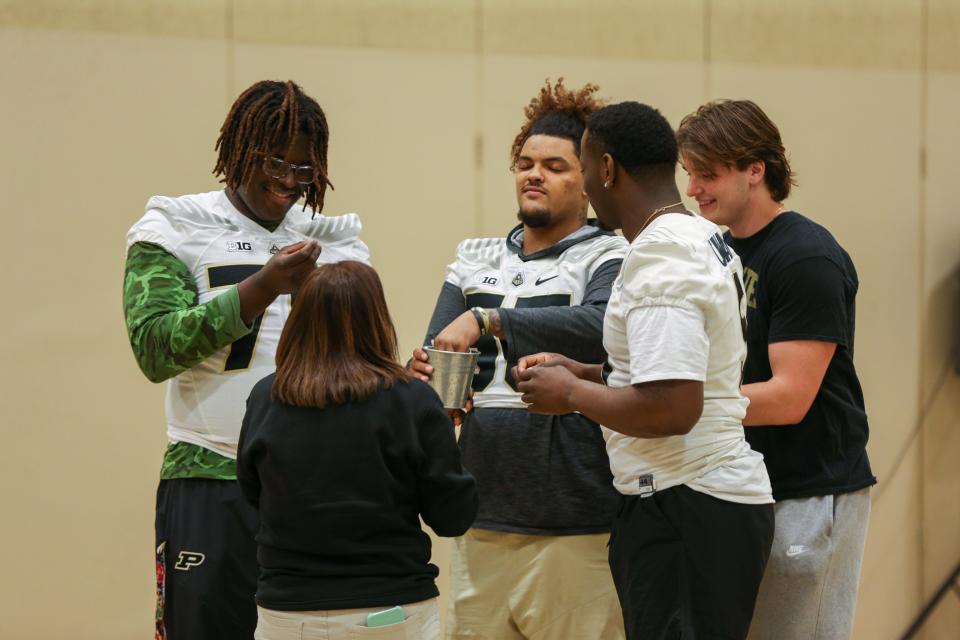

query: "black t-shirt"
left=726, top=211, right=876, bottom=501
left=237, top=376, right=477, bottom=611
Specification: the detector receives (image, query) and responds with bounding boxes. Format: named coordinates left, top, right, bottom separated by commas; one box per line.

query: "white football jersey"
left=602, top=212, right=771, bottom=504
left=446, top=225, right=627, bottom=409
left=126, top=190, right=370, bottom=458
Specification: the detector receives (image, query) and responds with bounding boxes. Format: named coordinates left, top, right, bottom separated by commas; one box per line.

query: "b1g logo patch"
left=227, top=241, right=253, bottom=252
left=174, top=551, right=206, bottom=571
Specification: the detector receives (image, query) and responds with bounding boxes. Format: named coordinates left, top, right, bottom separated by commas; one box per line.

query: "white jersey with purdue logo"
left=126, top=190, right=370, bottom=458
left=601, top=211, right=772, bottom=504
left=445, top=225, right=627, bottom=409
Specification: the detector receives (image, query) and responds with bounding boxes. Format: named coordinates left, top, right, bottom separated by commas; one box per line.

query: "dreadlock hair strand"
left=214, top=80, right=333, bottom=213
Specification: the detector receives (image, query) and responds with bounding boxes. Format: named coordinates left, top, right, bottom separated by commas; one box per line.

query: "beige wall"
left=1, top=1, right=958, bottom=638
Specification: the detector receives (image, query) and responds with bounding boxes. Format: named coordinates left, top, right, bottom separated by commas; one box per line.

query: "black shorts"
left=608, top=485, right=774, bottom=640
left=155, top=478, right=259, bottom=640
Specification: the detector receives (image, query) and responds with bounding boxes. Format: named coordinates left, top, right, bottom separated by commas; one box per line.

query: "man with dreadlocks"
left=123, top=79, right=369, bottom=639
left=410, top=80, right=626, bottom=640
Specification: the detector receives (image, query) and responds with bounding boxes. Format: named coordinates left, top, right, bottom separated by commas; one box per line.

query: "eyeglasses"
left=262, top=156, right=317, bottom=185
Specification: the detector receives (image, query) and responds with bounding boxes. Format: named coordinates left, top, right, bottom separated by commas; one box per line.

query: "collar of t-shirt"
left=218, top=189, right=284, bottom=233
left=725, top=210, right=797, bottom=257
left=506, top=219, right=613, bottom=261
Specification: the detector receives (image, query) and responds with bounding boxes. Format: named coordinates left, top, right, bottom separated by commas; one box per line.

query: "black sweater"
left=237, top=375, right=477, bottom=611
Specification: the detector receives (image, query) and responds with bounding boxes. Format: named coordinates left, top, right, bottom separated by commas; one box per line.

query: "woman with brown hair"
left=238, top=261, right=477, bottom=640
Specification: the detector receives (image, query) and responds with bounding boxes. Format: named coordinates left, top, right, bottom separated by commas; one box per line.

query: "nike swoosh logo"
left=785, top=545, right=808, bottom=557
left=535, top=275, right=559, bottom=285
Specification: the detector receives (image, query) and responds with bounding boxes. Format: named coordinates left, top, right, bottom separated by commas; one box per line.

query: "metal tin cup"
left=424, top=347, right=480, bottom=409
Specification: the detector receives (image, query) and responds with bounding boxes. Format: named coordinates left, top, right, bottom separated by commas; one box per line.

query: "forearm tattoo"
left=486, top=308, right=503, bottom=338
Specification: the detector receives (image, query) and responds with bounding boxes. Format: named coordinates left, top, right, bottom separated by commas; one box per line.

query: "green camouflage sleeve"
left=161, top=442, right=237, bottom=480
left=123, top=242, right=252, bottom=383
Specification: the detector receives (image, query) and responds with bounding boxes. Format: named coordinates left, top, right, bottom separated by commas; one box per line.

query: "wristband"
left=470, top=307, right=490, bottom=336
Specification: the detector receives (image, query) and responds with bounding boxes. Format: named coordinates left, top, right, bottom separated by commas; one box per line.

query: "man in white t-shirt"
left=515, top=101, right=774, bottom=639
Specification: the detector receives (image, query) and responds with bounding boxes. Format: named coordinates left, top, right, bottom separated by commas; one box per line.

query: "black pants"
left=608, top=486, right=774, bottom=640
left=155, top=478, right=259, bottom=640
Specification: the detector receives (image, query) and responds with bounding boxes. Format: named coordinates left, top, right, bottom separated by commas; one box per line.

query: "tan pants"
left=255, top=598, right=440, bottom=640
left=446, top=529, right=625, bottom=640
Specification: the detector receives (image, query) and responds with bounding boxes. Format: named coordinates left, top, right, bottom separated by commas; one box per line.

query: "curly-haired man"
left=410, top=80, right=627, bottom=640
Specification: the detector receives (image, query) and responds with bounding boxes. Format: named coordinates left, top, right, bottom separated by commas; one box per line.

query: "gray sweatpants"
left=747, top=487, right=871, bottom=640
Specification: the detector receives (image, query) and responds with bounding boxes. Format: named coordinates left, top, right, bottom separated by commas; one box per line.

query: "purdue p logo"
left=174, top=551, right=206, bottom=571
